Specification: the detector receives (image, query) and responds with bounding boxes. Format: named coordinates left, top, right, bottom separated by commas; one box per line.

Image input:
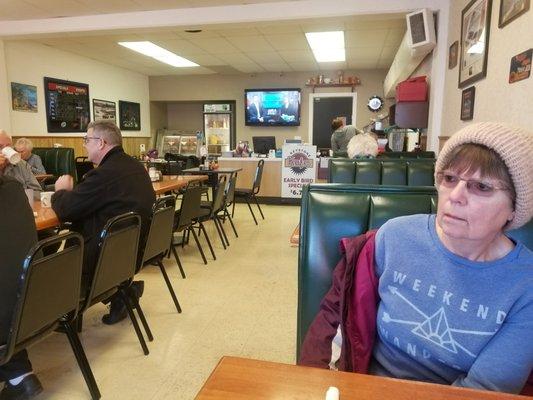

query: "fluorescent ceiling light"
left=118, top=41, right=199, bottom=67
left=305, top=31, right=345, bottom=62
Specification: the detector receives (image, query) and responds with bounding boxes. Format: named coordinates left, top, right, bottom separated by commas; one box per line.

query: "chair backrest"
left=176, top=185, right=203, bottom=230
left=75, top=156, right=94, bottom=181
left=82, top=212, right=141, bottom=311
left=33, top=147, right=77, bottom=183
left=378, top=151, right=435, bottom=159
left=141, top=195, right=176, bottom=268
left=296, top=183, right=533, bottom=358
left=211, top=175, right=228, bottom=215
left=225, top=175, right=237, bottom=206
left=328, top=158, right=435, bottom=186
left=1, top=232, right=83, bottom=364
left=252, top=159, right=265, bottom=194
left=297, top=184, right=438, bottom=358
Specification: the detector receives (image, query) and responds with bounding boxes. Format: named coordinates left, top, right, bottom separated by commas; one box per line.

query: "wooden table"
left=290, top=223, right=299, bottom=247
left=195, top=357, right=522, bottom=400
left=33, top=201, right=59, bottom=231
left=152, top=174, right=208, bottom=195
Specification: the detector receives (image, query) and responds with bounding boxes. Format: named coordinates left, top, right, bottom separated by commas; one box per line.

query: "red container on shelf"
left=396, top=76, right=428, bottom=102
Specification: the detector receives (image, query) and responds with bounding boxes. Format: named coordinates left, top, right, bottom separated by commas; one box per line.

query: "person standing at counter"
left=330, top=118, right=363, bottom=155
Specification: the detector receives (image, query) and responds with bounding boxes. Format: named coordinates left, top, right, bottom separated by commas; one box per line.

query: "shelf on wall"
left=305, top=83, right=360, bottom=92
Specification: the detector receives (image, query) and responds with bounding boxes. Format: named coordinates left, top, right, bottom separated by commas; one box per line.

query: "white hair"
left=347, top=133, right=378, bottom=158
left=15, top=137, right=33, bottom=151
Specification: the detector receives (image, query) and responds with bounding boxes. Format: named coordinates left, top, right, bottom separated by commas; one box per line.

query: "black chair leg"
left=224, top=208, right=238, bottom=237
left=232, top=199, right=236, bottom=218
left=245, top=197, right=258, bottom=225
left=253, top=195, right=265, bottom=219
left=157, top=260, right=182, bottom=313
left=212, top=216, right=227, bottom=249
left=216, top=215, right=230, bottom=246
left=128, top=287, right=154, bottom=342
left=198, top=221, right=216, bottom=260
left=120, top=289, right=149, bottom=356
left=76, top=313, right=83, bottom=333
left=171, top=245, right=187, bottom=279
left=62, top=321, right=101, bottom=400
left=190, top=226, right=208, bottom=264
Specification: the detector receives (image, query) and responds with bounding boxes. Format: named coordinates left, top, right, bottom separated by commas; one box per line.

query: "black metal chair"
left=198, top=175, right=230, bottom=248
left=141, top=195, right=182, bottom=314
left=233, top=159, right=265, bottom=225
left=172, top=185, right=216, bottom=269
left=77, top=212, right=150, bottom=355
left=0, top=232, right=101, bottom=400
left=221, top=174, right=238, bottom=238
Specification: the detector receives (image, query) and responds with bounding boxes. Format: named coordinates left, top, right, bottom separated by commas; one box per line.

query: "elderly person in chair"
left=300, top=122, right=532, bottom=395
left=14, top=138, right=46, bottom=175
left=0, top=130, right=41, bottom=193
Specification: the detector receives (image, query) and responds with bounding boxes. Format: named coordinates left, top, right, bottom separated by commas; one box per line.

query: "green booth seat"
left=328, top=158, right=435, bottom=186
left=296, top=183, right=533, bottom=359
left=33, top=147, right=77, bottom=183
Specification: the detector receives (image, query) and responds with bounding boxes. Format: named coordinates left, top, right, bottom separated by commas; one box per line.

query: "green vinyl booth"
left=296, top=183, right=533, bottom=358
left=328, top=158, right=435, bottom=186
left=33, top=147, right=77, bottom=183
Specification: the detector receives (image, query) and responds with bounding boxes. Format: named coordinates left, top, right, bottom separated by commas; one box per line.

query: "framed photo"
left=93, top=99, right=116, bottom=123
left=509, top=48, right=532, bottom=83
left=499, top=0, right=530, bottom=27
left=460, top=86, right=476, bottom=121
left=448, top=41, right=459, bottom=69
left=119, top=100, right=141, bottom=131
left=11, top=82, right=37, bottom=112
left=459, top=0, right=492, bottom=88
left=44, top=77, right=90, bottom=133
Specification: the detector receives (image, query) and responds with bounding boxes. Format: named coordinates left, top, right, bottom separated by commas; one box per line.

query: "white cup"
left=40, top=191, right=54, bottom=208
left=1, top=146, right=21, bottom=165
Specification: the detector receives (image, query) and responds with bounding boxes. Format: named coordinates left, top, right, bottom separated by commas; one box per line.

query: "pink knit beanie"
left=436, top=122, right=533, bottom=230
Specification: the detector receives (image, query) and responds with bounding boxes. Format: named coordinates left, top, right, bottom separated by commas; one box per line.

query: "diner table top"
left=34, top=174, right=209, bottom=230
left=195, top=356, right=522, bottom=400
left=183, top=167, right=242, bottom=174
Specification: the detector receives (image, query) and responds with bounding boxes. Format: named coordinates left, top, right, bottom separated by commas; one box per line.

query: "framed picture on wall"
left=93, top=99, right=116, bottom=123
left=119, top=100, right=141, bottom=131
left=499, top=0, right=530, bottom=28
left=44, top=77, right=90, bottom=133
left=11, top=82, right=38, bottom=112
left=459, top=0, right=492, bottom=88
left=448, top=41, right=459, bottom=69
left=509, top=48, right=532, bottom=83
left=460, top=86, right=476, bottom=120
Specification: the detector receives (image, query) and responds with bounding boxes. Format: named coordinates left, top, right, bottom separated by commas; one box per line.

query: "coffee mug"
left=40, top=191, right=54, bottom=208
left=1, top=146, right=21, bottom=165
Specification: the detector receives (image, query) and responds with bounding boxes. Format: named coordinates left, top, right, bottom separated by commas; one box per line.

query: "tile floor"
left=26, top=203, right=300, bottom=399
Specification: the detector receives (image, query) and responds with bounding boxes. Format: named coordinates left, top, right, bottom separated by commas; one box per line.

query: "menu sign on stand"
left=281, top=144, right=317, bottom=198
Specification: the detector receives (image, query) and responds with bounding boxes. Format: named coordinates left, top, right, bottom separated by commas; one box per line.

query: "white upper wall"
left=4, top=41, right=150, bottom=137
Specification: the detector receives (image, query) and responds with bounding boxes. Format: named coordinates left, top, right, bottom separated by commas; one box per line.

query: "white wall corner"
left=0, top=40, right=12, bottom=132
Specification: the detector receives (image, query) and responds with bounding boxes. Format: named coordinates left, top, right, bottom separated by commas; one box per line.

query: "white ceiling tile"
left=345, top=29, right=389, bottom=48
left=380, top=46, right=398, bottom=59
left=257, top=24, right=302, bottom=35
left=317, top=61, right=347, bottom=71
left=216, top=52, right=253, bottom=64
left=186, top=54, right=226, bottom=66
left=174, top=30, right=222, bottom=39
left=286, top=60, right=319, bottom=71
left=277, top=50, right=315, bottom=63
left=384, top=28, right=406, bottom=46
left=215, top=27, right=261, bottom=37
left=154, top=39, right=208, bottom=55
left=259, top=62, right=291, bottom=72
left=264, top=33, right=308, bottom=51
left=225, top=36, right=274, bottom=52
left=246, top=51, right=285, bottom=64
left=346, top=47, right=381, bottom=60
left=230, top=63, right=264, bottom=73
left=188, top=37, right=238, bottom=54
left=348, top=60, right=378, bottom=69
left=300, top=21, right=346, bottom=33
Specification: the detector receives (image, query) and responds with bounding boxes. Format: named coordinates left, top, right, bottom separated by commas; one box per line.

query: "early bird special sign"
left=281, top=144, right=317, bottom=198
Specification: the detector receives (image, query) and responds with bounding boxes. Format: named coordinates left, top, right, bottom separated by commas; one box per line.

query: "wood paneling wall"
left=12, top=136, right=152, bottom=157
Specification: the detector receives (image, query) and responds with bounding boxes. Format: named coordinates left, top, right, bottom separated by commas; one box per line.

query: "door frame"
left=308, top=92, right=357, bottom=145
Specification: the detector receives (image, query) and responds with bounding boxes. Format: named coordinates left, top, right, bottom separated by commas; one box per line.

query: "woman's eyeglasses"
left=436, top=171, right=510, bottom=197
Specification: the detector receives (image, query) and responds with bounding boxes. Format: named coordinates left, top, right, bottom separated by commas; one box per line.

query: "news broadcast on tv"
left=245, top=89, right=301, bottom=126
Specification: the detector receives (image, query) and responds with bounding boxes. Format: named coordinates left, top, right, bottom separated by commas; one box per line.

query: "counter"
left=218, top=157, right=281, bottom=198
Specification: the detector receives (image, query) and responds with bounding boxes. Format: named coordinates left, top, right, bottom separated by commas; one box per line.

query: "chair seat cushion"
left=200, top=201, right=212, bottom=209
left=235, top=188, right=252, bottom=196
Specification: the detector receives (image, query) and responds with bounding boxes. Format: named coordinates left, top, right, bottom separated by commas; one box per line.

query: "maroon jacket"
left=298, top=230, right=379, bottom=372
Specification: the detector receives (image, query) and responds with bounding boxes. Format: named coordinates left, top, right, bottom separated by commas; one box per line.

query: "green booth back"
left=328, top=158, right=435, bottom=186
left=33, top=147, right=77, bottom=183
left=378, top=151, right=435, bottom=159
left=296, top=183, right=533, bottom=358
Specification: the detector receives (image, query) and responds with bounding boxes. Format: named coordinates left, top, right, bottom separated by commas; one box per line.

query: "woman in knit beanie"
left=366, top=122, right=533, bottom=394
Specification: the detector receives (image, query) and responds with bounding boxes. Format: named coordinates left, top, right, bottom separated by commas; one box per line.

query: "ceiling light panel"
left=118, top=41, right=199, bottom=67
left=305, top=31, right=345, bottom=62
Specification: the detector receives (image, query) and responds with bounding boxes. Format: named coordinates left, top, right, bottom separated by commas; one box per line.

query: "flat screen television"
left=252, top=136, right=276, bottom=154
left=245, top=88, right=301, bottom=126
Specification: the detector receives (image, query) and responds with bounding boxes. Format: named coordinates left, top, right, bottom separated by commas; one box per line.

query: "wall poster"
left=44, top=77, right=90, bottom=133
left=11, top=82, right=37, bottom=112
left=119, top=100, right=141, bottom=131
left=93, top=99, right=116, bottom=123
left=281, top=144, right=317, bottom=198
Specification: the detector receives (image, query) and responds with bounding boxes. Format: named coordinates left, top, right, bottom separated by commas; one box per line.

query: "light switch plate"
left=140, top=144, right=146, bottom=152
